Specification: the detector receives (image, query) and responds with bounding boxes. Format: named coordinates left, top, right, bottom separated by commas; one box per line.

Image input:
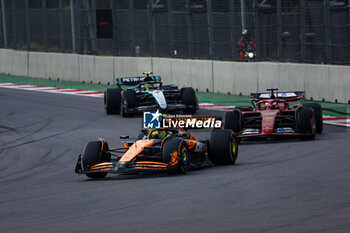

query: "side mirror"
left=120, top=135, right=129, bottom=139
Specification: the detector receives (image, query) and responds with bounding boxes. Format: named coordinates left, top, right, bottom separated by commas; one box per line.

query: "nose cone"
left=261, top=110, right=278, bottom=135
left=116, top=161, right=129, bottom=172
left=262, top=126, right=274, bottom=135
left=151, top=90, right=167, bottom=109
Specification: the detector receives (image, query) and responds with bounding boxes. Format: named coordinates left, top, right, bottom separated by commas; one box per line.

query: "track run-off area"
left=0, top=85, right=350, bottom=232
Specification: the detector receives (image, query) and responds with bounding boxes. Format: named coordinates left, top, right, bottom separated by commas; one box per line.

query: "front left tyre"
left=120, top=90, right=137, bottom=117
left=104, top=88, right=121, bottom=114
left=82, top=140, right=111, bottom=178
left=302, top=103, right=323, bottom=134
left=162, top=138, right=190, bottom=174
left=296, top=107, right=317, bottom=140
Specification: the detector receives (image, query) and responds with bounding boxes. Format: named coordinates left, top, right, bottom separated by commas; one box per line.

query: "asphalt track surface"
left=0, top=88, right=349, bottom=233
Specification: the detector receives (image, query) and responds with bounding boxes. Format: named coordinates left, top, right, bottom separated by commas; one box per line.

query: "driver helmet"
left=150, top=130, right=167, bottom=140
left=144, top=83, right=154, bottom=89
left=271, top=102, right=279, bottom=109
left=264, top=102, right=271, bottom=110
left=242, top=29, right=248, bottom=36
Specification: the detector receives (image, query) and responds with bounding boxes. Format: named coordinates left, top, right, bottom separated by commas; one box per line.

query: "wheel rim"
left=232, top=140, right=236, bottom=155
left=181, top=147, right=188, bottom=165
left=104, top=93, right=108, bottom=110
left=120, top=101, right=124, bottom=115
left=229, top=138, right=237, bottom=162
left=311, top=116, right=316, bottom=136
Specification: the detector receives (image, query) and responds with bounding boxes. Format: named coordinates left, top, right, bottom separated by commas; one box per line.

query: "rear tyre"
left=302, top=103, right=323, bottom=134
left=162, top=138, right=189, bottom=174
left=297, top=107, right=316, bottom=140
left=209, top=129, right=238, bottom=165
left=104, top=88, right=121, bottom=114
left=120, top=90, right=137, bottom=117
left=181, top=87, right=198, bottom=114
left=82, top=141, right=111, bottom=178
left=224, top=110, right=242, bottom=133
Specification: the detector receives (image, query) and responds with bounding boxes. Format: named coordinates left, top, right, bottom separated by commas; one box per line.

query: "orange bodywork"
left=119, top=139, right=154, bottom=162
left=123, top=143, right=129, bottom=152
left=185, top=140, right=196, bottom=150
left=134, top=161, right=168, bottom=170
left=89, top=162, right=113, bottom=170
left=171, top=151, right=179, bottom=166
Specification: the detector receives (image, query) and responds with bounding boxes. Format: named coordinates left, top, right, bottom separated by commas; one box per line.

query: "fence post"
left=148, top=0, right=156, bottom=57
left=207, top=0, right=214, bottom=59
left=129, top=0, right=135, bottom=56
left=70, top=0, right=76, bottom=53
left=81, top=0, right=96, bottom=54
left=324, top=0, right=330, bottom=63
left=300, top=0, right=305, bottom=62
left=186, top=0, right=193, bottom=58
left=1, top=0, right=8, bottom=48
left=229, top=0, right=236, bottom=60
left=276, top=0, right=282, bottom=61
left=167, top=0, right=174, bottom=57
left=58, top=0, right=65, bottom=52
left=24, top=0, right=30, bottom=50
left=253, top=0, right=260, bottom=61
left=110, top=0, right=117, bottom=56
left=91, top=0, right=97, bottom=54
left=11, top=0, right=17, bottom=49
left=42, top=0, right=48, bottom=51
left=240, top=0, right=246, bottom=30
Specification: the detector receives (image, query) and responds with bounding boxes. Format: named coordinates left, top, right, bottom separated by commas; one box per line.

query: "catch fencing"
left=0, top=0, right=349, bottom=64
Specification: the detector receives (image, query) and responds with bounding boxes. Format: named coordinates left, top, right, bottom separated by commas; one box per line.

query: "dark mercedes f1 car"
left=104, top=72, right=198, bottom=117
left=75, top=128, right=238, bottom=178
left=224, top=89, right=323, bottom=140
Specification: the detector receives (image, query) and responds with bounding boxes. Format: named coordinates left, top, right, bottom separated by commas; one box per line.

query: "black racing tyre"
left=181, top=87, right=198, bottom=114
left=120, top=90, right=137, bottom=117
left=224, top=110, right=242, bottom=133
left=209, top=129, right=238, bottom=165
left=162, top=138, right=189, bottom=174
left=297, top=107, right=316, bottom=140
left=104, top=88, right=121, bottom=114
left=82, top=141, right=111, bottom=178
left=235, top=105, right=253, bottom=112
left=302, top=103, right=323, bottom=134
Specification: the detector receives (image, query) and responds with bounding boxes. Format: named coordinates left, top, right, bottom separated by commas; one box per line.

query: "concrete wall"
left=0, top=49, right=349, bottom=104
left=114, top=57, right=152, bottom=80
left=328, top=65, right=350, bottom=103
left=0, top=49, right=28, bottom=76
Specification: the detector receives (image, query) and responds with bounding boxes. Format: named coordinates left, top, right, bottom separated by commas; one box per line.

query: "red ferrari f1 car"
left=75, top=128, right=238, bottom=178
left=224, top=89, right=323, bottom=140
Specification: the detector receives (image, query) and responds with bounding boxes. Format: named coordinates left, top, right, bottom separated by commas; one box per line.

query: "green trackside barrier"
left=1, top=74, right=349, bottom=118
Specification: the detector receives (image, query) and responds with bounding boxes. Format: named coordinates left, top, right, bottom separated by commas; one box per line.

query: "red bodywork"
left=237, top=91, right=306, bottom=138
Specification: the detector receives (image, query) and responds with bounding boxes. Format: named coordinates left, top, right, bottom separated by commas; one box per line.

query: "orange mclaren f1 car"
left=75, top=128, right=238, bottom=178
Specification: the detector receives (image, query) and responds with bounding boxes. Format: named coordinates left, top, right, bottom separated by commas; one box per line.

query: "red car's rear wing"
left=251, top=91, right=305, bottom=102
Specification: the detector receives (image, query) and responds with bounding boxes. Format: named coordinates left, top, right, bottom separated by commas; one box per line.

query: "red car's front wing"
left=237, top=132, right=305, bottom=138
